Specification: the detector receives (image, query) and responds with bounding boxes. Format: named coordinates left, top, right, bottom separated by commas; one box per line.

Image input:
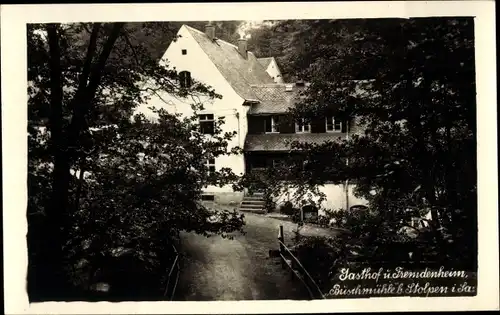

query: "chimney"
left=205, top=24, right=215, bottom=41
left=237, top=38, right=248, bottom=59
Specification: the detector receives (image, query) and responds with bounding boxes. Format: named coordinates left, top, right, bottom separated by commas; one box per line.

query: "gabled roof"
left=245, top=133, right=345, bottom=152
left=183, top=25, right=274, bottom=100
left=257, top=57, right=275, bottom=69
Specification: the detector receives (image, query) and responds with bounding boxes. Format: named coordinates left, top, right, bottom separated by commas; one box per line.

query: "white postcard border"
left=1, top=1, right=498, bottom=313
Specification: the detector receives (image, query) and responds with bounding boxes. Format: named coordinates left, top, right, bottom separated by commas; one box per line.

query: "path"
left=173, top=212, right=337, bottom=301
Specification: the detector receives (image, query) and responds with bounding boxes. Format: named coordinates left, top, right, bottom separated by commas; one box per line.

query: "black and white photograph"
left=2, top=1, right=499, bottom=314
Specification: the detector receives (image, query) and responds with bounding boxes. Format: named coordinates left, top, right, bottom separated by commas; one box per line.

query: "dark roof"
left=184, top=25, right=274, bottom=100
left=248, top=84, right=304, bottom=114
left=257, top=57, right=274, bottom=69
left=247, top=80, right=377, bottom=115
left=245, top=133, right=345, bottom=152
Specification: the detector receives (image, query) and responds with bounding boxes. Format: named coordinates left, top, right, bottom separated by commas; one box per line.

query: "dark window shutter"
left=341, top=118, right=352, bottom=133
left=273, top=115, right=280, bottom=132
left=264, top=116, right=272, bottom=133
left=179, top=71, right=192, bottom=88
left=279, top=116, right=295, bottom=134
left=311, top=117, right=325, bottom=133
left=179, top=71, right=186, bottom=88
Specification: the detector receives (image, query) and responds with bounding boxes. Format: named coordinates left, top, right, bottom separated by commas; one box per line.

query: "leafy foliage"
left=246, top=20, right=304, bottom=82
left=28, top=22, right=245, bottom=300
left=247, top=18, right=477, bottom=270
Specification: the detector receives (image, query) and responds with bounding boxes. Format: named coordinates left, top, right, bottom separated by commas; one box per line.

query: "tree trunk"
left=404, top=72, right=442, bottom=243
left=38, top=22, right=125, bottom=298
left=38, top=24, right=71, bottom=298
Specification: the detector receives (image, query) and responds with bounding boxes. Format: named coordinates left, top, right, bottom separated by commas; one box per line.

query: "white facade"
left=272, top=183, right=368, bottom=214
left=135, top=25, right=368, bottom=210
left=264, top=58, right=284, bottom=84
left=136, top=25, right=248, bottom=204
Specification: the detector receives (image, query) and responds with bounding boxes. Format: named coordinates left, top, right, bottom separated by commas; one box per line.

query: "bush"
left=292, top=236, right=355, bottom=292
left=279, top=201, right=297, bottom=215
left=317, top=214, right=332, bottom=227
left=264, top=193, right=276, bottom=213
left=63, top=225, right=179, bottom=300
left=290, top=205, right=456, bottom=293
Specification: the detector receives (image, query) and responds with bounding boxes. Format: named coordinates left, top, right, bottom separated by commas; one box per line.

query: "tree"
left=248, top=18, right=477, bottom=268
left=28, top=22, right=245, bottom=300
left=246, top=20, right=303, bottom=82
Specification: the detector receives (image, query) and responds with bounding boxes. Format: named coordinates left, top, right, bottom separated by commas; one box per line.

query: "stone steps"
left=241, top=200, right=265, bottom=205
left=240, top=203, right=265, bottom=208
left=242, top=196, right=265, bottom=201
left=239, top=194, right=266, bottom=214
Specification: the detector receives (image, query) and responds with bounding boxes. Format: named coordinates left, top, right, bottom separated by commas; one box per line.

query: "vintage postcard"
left=1, top=1, right=499, bottom=314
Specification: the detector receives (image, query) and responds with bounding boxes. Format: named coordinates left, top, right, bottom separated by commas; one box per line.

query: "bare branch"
left=140, top=86, right=176, bottom=107
left=121, top=27, right=142, bottom=69
left=85, top=22, right=125, bottom=98
left=66, top=22, right=126, bottom=153
left=77, top=23, right=101, bottom=92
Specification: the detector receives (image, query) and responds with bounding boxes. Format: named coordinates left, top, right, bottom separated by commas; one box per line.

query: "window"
left=326, top=116, right=342, bottom=132
left=206, top=158, right=216, bottom=176
left=201, top=194, right=215, bottom=201
left=182, top=49, right=187, bottom=55
left=252, top=156, right=267, bottom=169
left=264, top=116, right=279, bottom=133
left=179, top=71, right=192, bottom=88
left=199, top=114, right=215, bottom=135
left=295, top=118, right=311, bottom=133
left=272, top=158, right=283, bottom=168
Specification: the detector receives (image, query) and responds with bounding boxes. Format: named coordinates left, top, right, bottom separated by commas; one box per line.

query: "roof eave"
left=243, top=99, right=261, bottom=106
left=247, top=111, right=288, bottom=115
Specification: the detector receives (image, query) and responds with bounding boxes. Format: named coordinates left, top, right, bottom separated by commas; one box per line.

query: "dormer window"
left=264, top=116, right=279, bottom=133
left=179, top=71, right=192, bottom=88
left=295, top=118, right=311, bottom=133
left=326, top=116, right=342, bottom=132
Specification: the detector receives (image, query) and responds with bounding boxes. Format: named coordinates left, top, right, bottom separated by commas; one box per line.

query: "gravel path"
left=173, top=212, right=337, bottom=301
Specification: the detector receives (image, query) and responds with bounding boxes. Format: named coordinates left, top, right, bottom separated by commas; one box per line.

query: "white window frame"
left=206, top=157, right=216, bottom=176
left=199, top=114, right=215, bottom=135
left=265, top=115, right=280, bottom=134
left=295, top=118, right=311, bottom=133
left=326, top=116, right=342, bottom=132
left=272, top=158, right=283, bottom=168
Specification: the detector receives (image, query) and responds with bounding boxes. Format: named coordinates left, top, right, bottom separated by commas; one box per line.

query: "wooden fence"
left=162, top=244, right=180, bottom=300
left=277, top=225, right=326, bottom=299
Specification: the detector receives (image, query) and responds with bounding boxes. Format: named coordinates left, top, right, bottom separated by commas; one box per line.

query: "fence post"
left=278, top=225, right=285, bottom=269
